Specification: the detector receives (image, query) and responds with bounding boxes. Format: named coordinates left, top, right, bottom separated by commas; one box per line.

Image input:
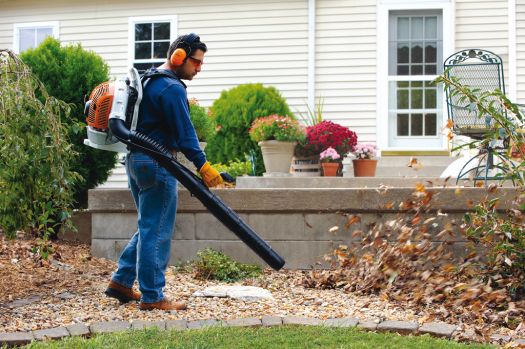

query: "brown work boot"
left=139, top=298, right=187, bottom=311
left=105, top=280, right=141, bottom=303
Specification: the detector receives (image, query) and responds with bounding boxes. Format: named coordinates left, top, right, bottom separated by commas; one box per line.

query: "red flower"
left=302, top=121, right=357, bottom=157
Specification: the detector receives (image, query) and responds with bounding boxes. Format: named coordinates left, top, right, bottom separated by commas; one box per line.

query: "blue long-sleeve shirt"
left=136, top=69, right=206, bottom=170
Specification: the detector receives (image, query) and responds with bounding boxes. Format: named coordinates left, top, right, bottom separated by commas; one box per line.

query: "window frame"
left=13, top=21, right=59, bottom=54
left=128, top=16, right=177, bottom=71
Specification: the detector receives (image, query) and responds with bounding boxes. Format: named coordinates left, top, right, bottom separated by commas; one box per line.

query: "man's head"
left=166, top=33, right=207, bottom=80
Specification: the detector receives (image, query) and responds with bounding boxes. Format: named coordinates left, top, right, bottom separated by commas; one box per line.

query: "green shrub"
left=20, top=37, right=116, bottom=208
left=189, top=98, right=214, bottom=142
left=212, top=160, right=253, bottom=179
left=0, top=49, right=79, bottom=240
left=205, top=83, right=293, bottom=175
left=193, top=248, right=262, bottom=282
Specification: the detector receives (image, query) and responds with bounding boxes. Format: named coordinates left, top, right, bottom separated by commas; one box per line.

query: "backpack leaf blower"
left=84, top=68, right=285, bottom=270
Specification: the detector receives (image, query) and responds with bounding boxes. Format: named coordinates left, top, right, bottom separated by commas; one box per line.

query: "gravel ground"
left=2, top=269, right=424, bottom=332
left=0, top=236, right=522, bottom=346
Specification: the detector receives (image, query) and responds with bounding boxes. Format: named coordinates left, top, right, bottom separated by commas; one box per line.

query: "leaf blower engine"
left=84, top=68, right=141, bottom=152
left=82, top=68, right=285, bottom=271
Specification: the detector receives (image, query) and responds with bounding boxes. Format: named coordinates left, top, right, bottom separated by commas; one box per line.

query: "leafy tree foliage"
left=20, top=37, right=116, bottom=207
left=0, top=49, right=79, bottom=239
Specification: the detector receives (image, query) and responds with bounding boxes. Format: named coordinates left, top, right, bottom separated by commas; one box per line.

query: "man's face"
left=177, top=49, right=204, bottom=80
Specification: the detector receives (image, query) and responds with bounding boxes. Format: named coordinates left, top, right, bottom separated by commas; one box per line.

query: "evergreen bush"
left=205, top=83, right=293, bottom=175
left=189, top=98, right=214, bottom=142
left=0, top=49, right=79, bottom=239
left=20, top=37, right=116, bottom=208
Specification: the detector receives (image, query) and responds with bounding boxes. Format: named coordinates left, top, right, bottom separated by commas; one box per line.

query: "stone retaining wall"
left=89, top=187, right=520, bottom=269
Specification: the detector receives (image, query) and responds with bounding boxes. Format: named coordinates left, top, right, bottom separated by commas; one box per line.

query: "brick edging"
left=1, top=316, right=524, bottom=347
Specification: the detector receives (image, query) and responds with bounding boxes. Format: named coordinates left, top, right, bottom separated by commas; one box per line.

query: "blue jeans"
left=112, top=151, right=178, bottom=303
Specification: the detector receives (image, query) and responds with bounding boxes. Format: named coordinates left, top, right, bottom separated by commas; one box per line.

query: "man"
left=105, top=33, right=223, bottom=311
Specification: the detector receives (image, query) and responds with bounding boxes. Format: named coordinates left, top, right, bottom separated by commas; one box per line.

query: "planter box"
left=292, top=157, right=320, bottom=177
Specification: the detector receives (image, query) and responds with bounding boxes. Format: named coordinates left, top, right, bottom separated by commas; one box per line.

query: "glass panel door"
left=388, top=11, right=443, bottom=148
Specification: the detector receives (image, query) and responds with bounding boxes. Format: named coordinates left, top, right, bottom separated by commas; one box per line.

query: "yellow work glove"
left=198, top=161, right=224, bottom=187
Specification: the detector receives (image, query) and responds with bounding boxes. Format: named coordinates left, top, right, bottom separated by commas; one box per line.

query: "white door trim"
left=508, top=0, right=517, bottom=101
left=376, top=0, right=454, bottom=152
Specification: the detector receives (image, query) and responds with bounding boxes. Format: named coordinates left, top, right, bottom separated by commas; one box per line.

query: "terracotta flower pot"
left=321, top=162, right=340, bottom=177
left=352, top=159, right=377, bottom=177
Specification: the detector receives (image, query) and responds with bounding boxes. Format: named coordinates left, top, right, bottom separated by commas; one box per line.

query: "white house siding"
left=517, top=0, right=525, bottom=103
left=454, top=0, right=509, bottom=90
left=316, top=0, right=377, bottom=142
left=0, top=0, right=309, bottom=111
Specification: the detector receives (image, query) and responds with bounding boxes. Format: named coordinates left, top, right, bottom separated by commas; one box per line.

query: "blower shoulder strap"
left=141, top=68, right=181, bottom=87
left=128, top=68, right=183, bottom=132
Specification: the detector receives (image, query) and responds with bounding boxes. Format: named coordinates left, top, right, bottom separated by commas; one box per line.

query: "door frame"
left=376, top=0, right=454, bottom=153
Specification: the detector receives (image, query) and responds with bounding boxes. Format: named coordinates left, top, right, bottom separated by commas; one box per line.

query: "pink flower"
left=353, top=143, right=377, bottom=159
left=320, top=147, right=340, bottom=162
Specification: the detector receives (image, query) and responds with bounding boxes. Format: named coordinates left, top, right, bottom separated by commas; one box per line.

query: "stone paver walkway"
left=1, top=315, right=525, bottom=348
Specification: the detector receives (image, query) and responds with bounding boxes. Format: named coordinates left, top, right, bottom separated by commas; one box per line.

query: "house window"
left=129, top=17, right=176, bottom=74
left=13, top=22, right=59, bottom=53
left=388, top=11, right=442, bottom=138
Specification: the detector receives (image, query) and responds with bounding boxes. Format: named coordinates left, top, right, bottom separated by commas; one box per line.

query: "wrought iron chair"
left=443, top=49, right=519, bottom=184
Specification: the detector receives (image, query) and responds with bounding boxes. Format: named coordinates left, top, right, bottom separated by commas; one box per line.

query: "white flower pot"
left=258, top=140, right=296, bottom=176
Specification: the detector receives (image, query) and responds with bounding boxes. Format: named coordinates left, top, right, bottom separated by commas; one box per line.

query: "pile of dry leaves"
left=302, top=185, right=525, bottom=343
left=0, top=232, right=114, bottom=304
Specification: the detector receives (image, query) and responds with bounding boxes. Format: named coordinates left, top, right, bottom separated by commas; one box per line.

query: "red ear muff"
left=170, top=48, right=187, bottom=66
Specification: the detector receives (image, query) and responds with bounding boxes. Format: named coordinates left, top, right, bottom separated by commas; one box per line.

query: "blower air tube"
left=109, top=118, right=285, bottom=270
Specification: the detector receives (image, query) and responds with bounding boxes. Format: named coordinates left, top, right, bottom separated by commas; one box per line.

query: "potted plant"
left=292, top=99, right=325, bottom=176
left=249, top=114, right=305, bottom=175
left=302, top=121, right=357, bottom=176
left=352, top=143, right=378, bottom=177
left=319, top=147, right=341, bottom=176
left=293, top=137, right=321, bottom=177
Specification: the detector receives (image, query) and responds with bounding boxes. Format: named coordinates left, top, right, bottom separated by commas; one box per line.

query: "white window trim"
left=376, top=0, right=454, bottom=152
left=128, top=16, right=177, bottom=69
left=13, top=21, right=59, bottom=54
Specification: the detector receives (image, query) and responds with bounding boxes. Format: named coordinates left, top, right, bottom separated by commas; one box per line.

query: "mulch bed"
left=0, top=233, right=523, bottom=346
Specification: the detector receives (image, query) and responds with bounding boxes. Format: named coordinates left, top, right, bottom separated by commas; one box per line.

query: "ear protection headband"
left=170, top=33, right=199, bottom=67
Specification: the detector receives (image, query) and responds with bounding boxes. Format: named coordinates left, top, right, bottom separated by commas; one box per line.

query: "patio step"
left=369, top=155, right=456, bottom=178
left=96, top=162, right=127, bottom=189
left=235, top=176, right=454, bottom=189
left=97, top=156, right=458, bottom=189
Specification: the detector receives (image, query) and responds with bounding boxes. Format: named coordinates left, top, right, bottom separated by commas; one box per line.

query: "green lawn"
left=19, top=326, right=494, bottom=349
